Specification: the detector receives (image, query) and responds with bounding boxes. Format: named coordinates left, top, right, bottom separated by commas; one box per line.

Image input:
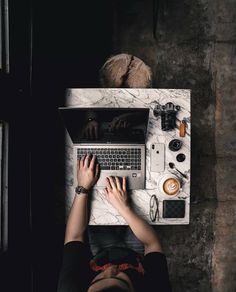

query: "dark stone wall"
left=111, top=1, right=236, bottom=291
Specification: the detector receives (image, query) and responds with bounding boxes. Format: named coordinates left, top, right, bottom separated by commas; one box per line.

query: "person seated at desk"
left=57, top=154, right=171, bottom=292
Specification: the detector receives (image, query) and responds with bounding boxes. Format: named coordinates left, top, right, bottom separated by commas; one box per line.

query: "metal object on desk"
left=153, top=102, right=180, bottom=131
left=169, top=162, right=188, bottom=179
left=176, top=153, right=186, bottom=162
left=149, top=194, right=159, bottom=222
left=169, top=139, right=182, bottom=151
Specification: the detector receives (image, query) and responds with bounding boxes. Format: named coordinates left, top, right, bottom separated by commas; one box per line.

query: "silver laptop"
left=59, top=107, right=149, bottom=189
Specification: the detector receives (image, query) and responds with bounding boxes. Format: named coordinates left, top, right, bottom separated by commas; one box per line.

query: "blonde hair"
left=99, top=53, right=152, bottom=88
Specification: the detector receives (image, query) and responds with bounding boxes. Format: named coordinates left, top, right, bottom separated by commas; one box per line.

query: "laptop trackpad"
left=95, top=172, right=142, bottom=190
left=96, top=172, right=118, bottom=188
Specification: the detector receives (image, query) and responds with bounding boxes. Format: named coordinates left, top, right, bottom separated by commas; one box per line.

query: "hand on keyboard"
left=77, top=154, right=100, bottom=190
left=104, top=176, right=129, bottom=212
left=77, top=148, right=141, bottom=171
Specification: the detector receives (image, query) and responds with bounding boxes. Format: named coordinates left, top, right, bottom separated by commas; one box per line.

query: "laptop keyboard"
left=77, top=148, right=141, bottom=170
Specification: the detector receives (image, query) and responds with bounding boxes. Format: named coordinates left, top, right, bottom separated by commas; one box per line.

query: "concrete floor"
left=111, top=0, right=236, bottom=291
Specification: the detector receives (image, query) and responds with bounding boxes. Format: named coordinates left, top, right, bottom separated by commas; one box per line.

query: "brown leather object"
left=99, top=53, right=152, bottom=88
left=179, top=120, right=186, bottom=137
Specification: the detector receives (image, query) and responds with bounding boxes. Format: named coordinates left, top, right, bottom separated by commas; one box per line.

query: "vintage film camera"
left=153, top=102, right=180, bottom=131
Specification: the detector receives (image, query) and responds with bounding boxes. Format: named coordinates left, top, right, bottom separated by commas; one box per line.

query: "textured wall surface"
left=112, top=0, right=236, bottom=291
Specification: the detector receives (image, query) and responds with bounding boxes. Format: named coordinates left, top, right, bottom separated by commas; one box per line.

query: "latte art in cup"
left=163, top=178, right=180, bottom=196
left=158, top=174, right=181, bottom=197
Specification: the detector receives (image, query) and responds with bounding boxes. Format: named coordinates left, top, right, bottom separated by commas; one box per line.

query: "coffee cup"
left=158, top=174, right=181, bottom=197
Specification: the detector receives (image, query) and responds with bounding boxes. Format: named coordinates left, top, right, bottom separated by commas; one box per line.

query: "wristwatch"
left=75, top=185, right=89, bottom=195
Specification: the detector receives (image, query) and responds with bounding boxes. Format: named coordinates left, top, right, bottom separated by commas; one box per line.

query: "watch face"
left=76, top=186, right=88, bottom=194
left=76, top=186, right=82, bottom=193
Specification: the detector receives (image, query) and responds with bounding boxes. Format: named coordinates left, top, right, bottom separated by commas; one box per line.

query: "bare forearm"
left=64, top=193, right=88, bottom=244
left=119, top=206, right=162, bottom=254
left=63, top=153, right=99, bottom=244
left=104, top=176, right=162, bottom=254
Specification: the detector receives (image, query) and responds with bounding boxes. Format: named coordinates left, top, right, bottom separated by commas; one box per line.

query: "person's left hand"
left=77, top=154, right=100, bottom=190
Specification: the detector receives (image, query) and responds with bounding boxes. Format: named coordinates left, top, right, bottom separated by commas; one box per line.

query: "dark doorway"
left=31, top=1, right=113, bottom=291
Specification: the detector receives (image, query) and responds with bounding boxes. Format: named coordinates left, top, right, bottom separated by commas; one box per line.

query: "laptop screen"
left=59, top=107, right=149, bottom=144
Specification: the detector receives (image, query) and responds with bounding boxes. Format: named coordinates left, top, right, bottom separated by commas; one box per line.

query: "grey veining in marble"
left=64, top=89, right=191, bottom=225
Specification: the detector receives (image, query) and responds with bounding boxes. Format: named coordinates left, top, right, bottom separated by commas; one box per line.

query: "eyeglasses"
left=149, top=195, right=159, bottom=222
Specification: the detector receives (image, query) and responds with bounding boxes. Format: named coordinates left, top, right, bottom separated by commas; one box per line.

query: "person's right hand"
left=104, top=176, right=129, bottom=212
left=77, top=154, right=100, bottom=190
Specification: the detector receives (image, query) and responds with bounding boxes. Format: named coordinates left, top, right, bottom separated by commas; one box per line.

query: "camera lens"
left=169, top=139, right=182, bottom=151
left=153, top=105, right=160, bottom=117
left=161, top=112, right=177, bottom=131
left=176, top=153, right=186, bottom=162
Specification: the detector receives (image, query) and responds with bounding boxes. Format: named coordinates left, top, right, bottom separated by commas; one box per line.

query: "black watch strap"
left=75, top=185, right=89, bottom=195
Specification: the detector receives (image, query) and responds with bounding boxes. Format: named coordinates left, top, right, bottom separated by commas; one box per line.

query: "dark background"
left=0, top=1, right=236, bottom=291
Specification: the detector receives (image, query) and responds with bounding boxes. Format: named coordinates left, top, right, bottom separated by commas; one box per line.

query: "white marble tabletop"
left=64, top=89, right=191, bottom=225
